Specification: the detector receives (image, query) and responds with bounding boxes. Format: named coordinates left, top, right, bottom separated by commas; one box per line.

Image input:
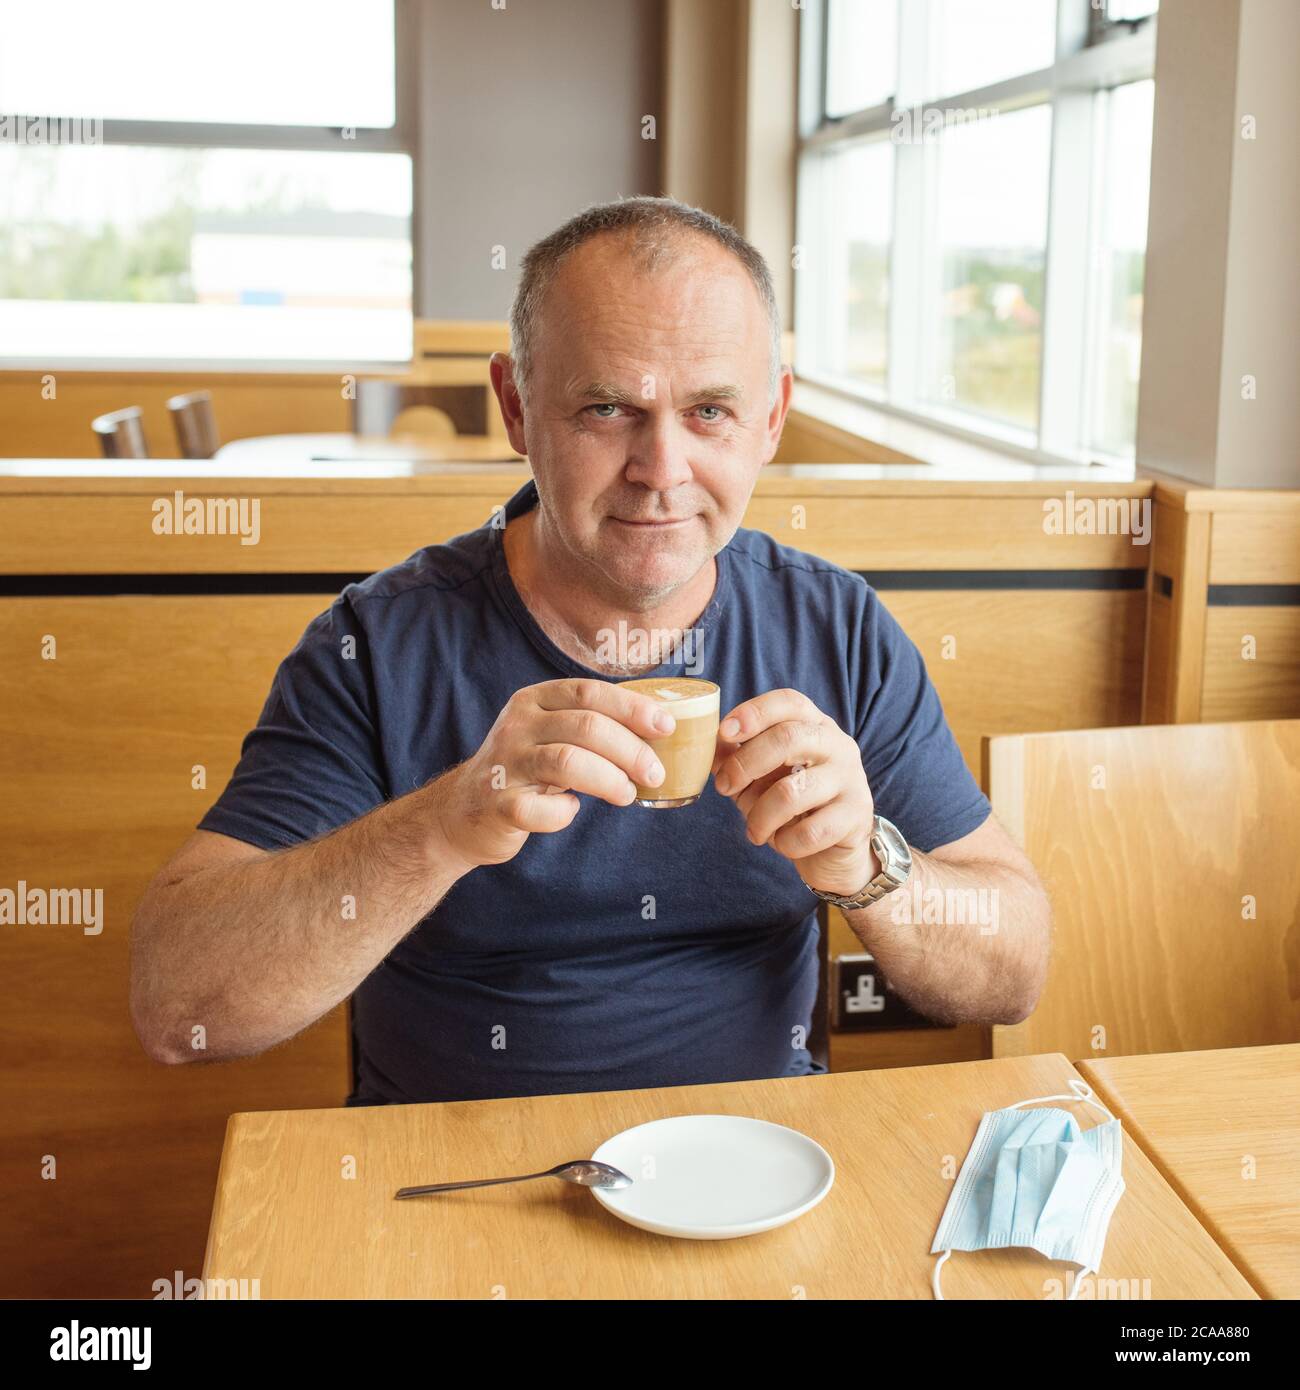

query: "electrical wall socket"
left=833, top=953, right=951, bottom=1032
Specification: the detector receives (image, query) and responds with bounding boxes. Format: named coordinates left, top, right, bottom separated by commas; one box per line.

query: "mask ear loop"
left=933, top=1248, right=952, bottom=1299
left=1005, top=1077, right=1117, bottom=1126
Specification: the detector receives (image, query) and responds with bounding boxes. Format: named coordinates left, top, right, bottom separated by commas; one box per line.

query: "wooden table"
left=215, top=432, right=524, bottom=464
left=1078, top=1043, right=1300, bottom=1299
left=202, top=1053, right=1254, bottom=1299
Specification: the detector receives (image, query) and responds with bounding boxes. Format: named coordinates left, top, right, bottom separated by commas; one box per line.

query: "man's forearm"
left=131, top=778, right=474, bottom=1064
left=840, top=850, right=1049, bottom=1026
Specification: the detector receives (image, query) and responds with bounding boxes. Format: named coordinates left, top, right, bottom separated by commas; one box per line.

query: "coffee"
left=619, top=677, right=720, bottom=808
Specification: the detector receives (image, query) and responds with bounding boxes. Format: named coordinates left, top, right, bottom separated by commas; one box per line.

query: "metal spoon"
left=394, top=1159, right=633, bottom=1200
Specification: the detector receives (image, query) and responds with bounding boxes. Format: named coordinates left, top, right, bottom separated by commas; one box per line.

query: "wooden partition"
left=0, top=460, right=1158, bottom=1293
left=0, top=595, right=350, bottom=1299
left=983, top=720, right=1300, bottom=1061
left=1143, top=479, right=1300, bottom=724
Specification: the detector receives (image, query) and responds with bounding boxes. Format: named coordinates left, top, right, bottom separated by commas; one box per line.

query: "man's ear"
left=763, top=364, right=795, bottom=464
left=489, top=352, right=528, bottom=456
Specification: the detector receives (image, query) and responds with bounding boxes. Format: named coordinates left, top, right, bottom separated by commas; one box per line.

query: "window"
left=1090, top=79, right=1155, bottom=457
left=798, top=138, right=893, bottom=389
left=0, top=0, right=411, bottom=367
left=825, top=0, right=897, bottom=117
left=927, top=104, right=1052, bottom=432
left=798, top=0, right=1159, bottom=463
left=928, top=0, right=1056, bottom=103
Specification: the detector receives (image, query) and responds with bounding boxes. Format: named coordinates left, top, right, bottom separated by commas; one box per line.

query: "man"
left=130, top=196, right=1050, bottom=1104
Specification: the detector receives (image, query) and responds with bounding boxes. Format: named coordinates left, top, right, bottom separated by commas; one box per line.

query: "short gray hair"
left=508, top=195, right=782, bottom=409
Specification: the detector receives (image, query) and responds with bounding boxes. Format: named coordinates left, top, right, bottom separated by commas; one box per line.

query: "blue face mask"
left=930, top=1079, right=1125, bottom=1300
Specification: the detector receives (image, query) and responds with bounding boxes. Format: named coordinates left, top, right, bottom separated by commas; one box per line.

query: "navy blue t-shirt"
left=198, top=478, right=990, bottom=1104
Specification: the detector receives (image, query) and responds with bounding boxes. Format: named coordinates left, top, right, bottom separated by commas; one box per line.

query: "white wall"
left=1215, top=0, right=1300, bottom=488
left=1137, top=0, right=1299, bottom=488
left=413, top=0, right=662, bottom=321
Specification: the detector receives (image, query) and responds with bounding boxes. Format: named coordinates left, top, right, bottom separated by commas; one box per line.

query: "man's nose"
left=623, top=414, right=694, bottom=492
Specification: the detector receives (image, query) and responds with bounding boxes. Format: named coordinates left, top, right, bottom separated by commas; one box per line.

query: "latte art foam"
left=619, top=676, right=720, bottom=724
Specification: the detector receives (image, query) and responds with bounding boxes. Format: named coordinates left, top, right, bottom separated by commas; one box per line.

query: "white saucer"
left=589, top=1114, right=834, bottom=1239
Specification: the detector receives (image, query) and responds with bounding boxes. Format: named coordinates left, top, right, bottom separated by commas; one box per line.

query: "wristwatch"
left=808, top=814, right=913, bottom=911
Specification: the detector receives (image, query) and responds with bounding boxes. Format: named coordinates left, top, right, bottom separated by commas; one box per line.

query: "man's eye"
left=697, top=405, right=726, bottom=422
left=588, top=403, right=622, bottom=417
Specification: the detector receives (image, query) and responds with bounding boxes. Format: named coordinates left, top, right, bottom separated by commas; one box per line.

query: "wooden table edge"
left=201, top=1113, right=249, bottom=1288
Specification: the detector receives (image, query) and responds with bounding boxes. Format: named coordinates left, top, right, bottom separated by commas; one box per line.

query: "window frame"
left=795, top=0, right=1158, bottom=466
left=0, top=0, right=418, bottom=373
left=1090, top=0, right=1160, bottom=47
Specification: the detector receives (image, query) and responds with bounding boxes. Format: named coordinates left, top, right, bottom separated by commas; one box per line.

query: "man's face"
left=498, top=232, right=791, bottom=607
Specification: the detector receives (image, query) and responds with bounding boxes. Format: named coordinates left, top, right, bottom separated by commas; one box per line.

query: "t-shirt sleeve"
left=853, top=587, right=990, bottom=853
left=197, top=589, right=387, bottom=851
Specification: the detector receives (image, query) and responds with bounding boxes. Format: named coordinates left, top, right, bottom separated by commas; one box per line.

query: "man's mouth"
left=612, top=516, right=694, bottom=528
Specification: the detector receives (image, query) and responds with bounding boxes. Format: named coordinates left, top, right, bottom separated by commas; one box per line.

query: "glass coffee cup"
left=619, top=677, right=721, bottom=808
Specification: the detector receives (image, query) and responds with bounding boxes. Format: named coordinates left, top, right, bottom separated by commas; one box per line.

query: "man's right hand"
left=430, top=678, right=677, bottom=870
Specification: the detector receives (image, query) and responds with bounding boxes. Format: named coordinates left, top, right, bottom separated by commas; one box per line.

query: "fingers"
left=515, top=684, right=672, bottom=806
left=710, top=720, right=745, bottom=777
left=533, top=678, right=677, bottom=741
left=519, top=740, right=649, bottom=807
left=739, top=764, right=841, bottom=846
left=451, top=679, right=681, bottom=865
left=502, top=785, right=582, bottom=834
left=535, top=708, right=666, bottom=792
left=771, top=801, right=865, bottom=860
left=715, top=718, right=827, bottom=797
left=718, top=688, right=819, bottom=743
left=734, top=765, right=801, bottom=822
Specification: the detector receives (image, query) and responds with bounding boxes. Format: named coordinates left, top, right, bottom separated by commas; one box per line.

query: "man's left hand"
left=711, top=688, right=879, bottom=899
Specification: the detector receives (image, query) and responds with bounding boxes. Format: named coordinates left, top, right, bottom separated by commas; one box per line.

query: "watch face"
left=873, top=815, right=912, bottom=877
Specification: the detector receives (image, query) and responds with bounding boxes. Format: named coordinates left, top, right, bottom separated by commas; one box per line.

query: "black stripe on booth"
left=0, top=573, right=371, bottom=597
left=1207, top=584, right=1300, bottom=607
left=7, top=573, right=1295, bottom=605
left=854, top=569, right=1148, bottom=591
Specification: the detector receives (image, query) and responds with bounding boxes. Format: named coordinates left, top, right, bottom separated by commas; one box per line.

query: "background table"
left=1078, top=1043, right=1300, bottom=1299
left=203, top=1052, right=1255, bottom=1299
left=215, top=432, right=524, bottom=464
